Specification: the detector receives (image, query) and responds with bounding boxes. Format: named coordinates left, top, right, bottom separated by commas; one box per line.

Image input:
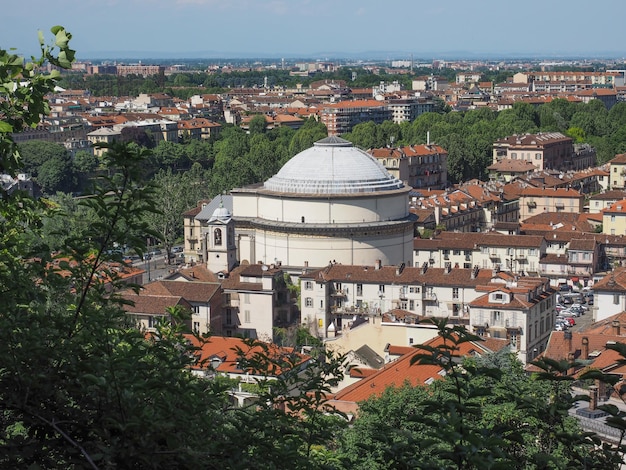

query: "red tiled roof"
left=184, top=335, right=309, bottom=377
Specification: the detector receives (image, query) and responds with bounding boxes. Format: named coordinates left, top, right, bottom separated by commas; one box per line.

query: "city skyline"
left=4, top=0, right=626, bottom=61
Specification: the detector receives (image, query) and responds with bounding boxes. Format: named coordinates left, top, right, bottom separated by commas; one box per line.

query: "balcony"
left=489, top=251, right=499, bottom=259
left=423, top=292, right=437, bottom=301
left=331, top=289, right=347, bottom=297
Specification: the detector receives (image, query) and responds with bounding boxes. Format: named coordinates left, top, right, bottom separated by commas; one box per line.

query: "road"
left=134, top=255, right=180, bottom=283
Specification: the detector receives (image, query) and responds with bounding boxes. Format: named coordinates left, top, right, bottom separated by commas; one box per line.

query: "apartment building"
left=588, top=190, right=626, bottom=214
left=299, top=261, right=494, bottom=340
left=413, top=232, right=546, bottom=275
left=518, top=187, right=584, bottom=221
left=608, top=154, right=626, bottom=189
left=320, top=99, right=392, bottom=135
left=602, top=198, right=626, bottom=236
left=220, top=263, right=295, bottom=342
left=469, top=275, right=556, bottom=363
left=593, top=268, right=626, bottom=321
left=369, top=144, right=448, bottom=190
left=492, top=132, right=591, bottom=171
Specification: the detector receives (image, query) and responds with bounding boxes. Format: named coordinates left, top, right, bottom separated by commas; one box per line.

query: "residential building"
left=468, top=275, right=556, bottom=363
left=518, top=187, right=584, bottom=221
left=588, top=190, right=626, bottom=214
left=87, top=127, right=121, bottom=156
left=220, top=263, right=295, bottom=341
left=592, top=268, right=626, bottom=321
left=299, top=261, right=495, bottom=340
left=320, top=99, right=392, bottom=136
left=492, top=132, right=592, bottom=171
left=185, top=335, right=312, bottom=408
left=369, top=143, right=448, bottom=190
left=413, top=232, right=545, bottom=275
left=177, top=118, right=222, bottom=141
left=608, top=154, right=626, bottom=189
left=602, top=198, right=626, bottom=236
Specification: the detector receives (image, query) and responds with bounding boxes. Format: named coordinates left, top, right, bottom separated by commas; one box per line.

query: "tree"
left=248, top=114, right=268, bottom=135
left=144, top=168, right=196, bottom=262
left=119, top=125, right=155, bottom=149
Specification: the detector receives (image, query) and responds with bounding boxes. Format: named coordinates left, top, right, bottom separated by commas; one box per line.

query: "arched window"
left=214, top=228, right=222, bottom=246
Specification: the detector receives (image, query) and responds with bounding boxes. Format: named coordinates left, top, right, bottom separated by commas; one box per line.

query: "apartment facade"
left=320, top=99, right=392, bottom=135
left=518, top=187, right=584, bottom=221
left=369, top=144, right=448, bottom=190
left=492, top=132, right=581, bottom=171
left=469, top=276, right=556, bottom=363
left=413, top=232, right=546, bottom=275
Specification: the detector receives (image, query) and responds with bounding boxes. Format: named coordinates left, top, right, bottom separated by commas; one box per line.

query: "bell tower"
left=205, top=199, right=236, bottom=273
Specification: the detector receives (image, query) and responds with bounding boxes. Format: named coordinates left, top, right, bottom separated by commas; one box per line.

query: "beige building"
left=87, top=127, right=121, bottom=156
left=518, top=187, right=584, bottom=221
left=413, top=232, right=546, bottom=275
left=369, top=144, right=448, bottom=190
left=469, top=275, right=556, bottom=363
left=603, top=198, right=626, bottom=236
left=299, top=262, right=494, bottom=340
left=608, top=154, right=626, bottom=189
left=492, top=132, right=593, bottom=171
left=220, top=264, right=295, bottom=341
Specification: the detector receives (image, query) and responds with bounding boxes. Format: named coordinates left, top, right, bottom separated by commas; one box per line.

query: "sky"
left=3, top=0, right=626, bottom=61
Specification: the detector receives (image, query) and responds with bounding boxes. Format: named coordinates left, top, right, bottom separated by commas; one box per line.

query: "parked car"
left=561, top=309, right=581, bottom=318
left=554, top=323, right=566, bottom=331
left=172, top=246, right=183, bottom=253
left=571, top=303, right=588, bottom=312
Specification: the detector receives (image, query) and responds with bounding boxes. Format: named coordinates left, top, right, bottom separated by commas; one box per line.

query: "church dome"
left=208, top=203, right=231, bottom=223
left=263, top=136, right=404, bottom=195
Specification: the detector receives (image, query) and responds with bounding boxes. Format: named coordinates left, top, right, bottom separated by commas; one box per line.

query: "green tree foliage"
left=334, top=320, right=626, bottom=469
left=18, top=136, right=77, bottom=194
left=248, top=114, right=268, bottom=135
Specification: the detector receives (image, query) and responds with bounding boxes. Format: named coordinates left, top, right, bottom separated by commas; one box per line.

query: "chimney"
left=375, top=259, right=382, bottom=270
left=612, top=320, right=621, bottom=336
left=564, top=330, right=573, bottom=353
left=589, top=385, right=598, bottom=411
left=579, top=337, right=590, bottom=363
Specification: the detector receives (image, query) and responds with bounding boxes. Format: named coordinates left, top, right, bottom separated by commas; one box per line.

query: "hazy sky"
left=3, top=0, right=626, bottom=60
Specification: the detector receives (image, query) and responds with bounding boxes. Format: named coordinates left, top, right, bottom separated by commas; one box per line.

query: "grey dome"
left=263, top=136, right=404, bottom=195
left=208, top=203, right=231, bottom=223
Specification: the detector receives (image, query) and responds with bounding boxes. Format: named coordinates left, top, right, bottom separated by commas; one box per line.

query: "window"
left=453, top=288, right=459, bottom=299
left=409, top=338, right=414, bottom=345
left=492, top=310, right=502, bottom=324
left=148, top=316, right=156, bottom=328
left=214, top=228, right=222, bottom=246
left=378, top=285, right=385, bottom=294
left=356, top=284, right=363, bottom=296
left=614, top=294, right=620, bottom=305
left=509, top=331, right=518, bottom=349
left=193, top=321, right=200, bottom=332
left=453, top=249, right=461, bottom=256
left=511, top=152, right=517, bottom=159
left=320, top=300, right=324, bottom=309
left=193, top=305, right=200, bottom=314
left=305, top=297, right=313, bottom=308
left=226, top=309, right=232, bottom=325
left=409, top=286, right=420, bottom=293
left=244, top=310, right=250, bottom=323
left=304, top=281, right=313, bottom=290
left=409, top=300, right=415, bottom=310
left=612, top=215, right=616, bottom=222
left=243, top=293, right=250, bottom=304
left=535, top=153, right=541, bottom=160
